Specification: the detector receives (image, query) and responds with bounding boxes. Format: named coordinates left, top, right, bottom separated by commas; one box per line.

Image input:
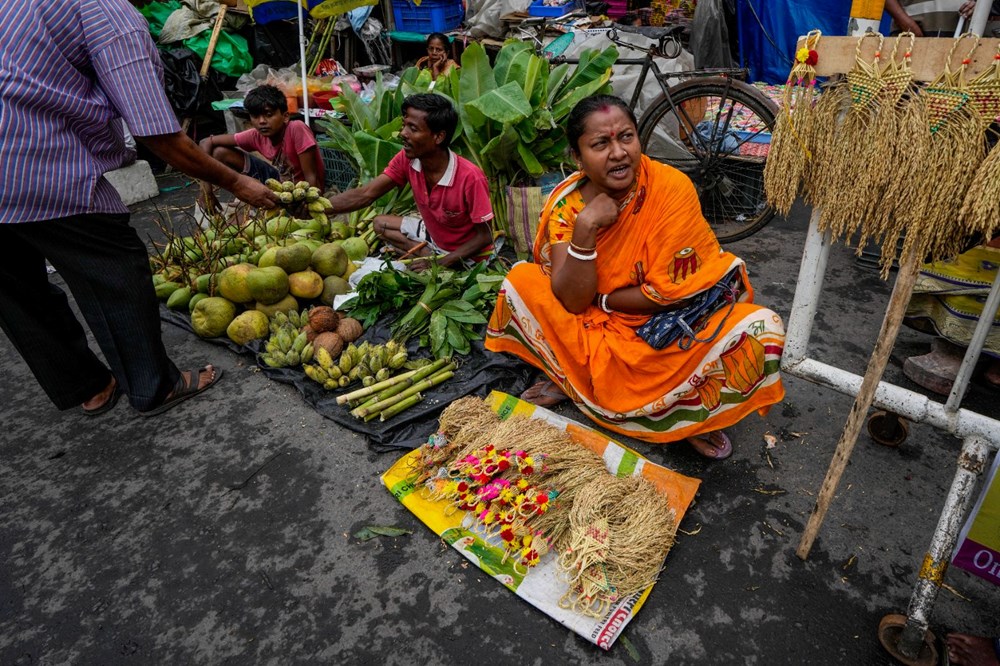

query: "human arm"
left=140, top=131, right=277, bottom=208
left=199, top=133, right=238, bottom=153
left=549, top=193, right=618, bottom=313
left=298, top=146, right=323, bottom=189
left=884, top=0, right=923, bottom=35
left=324, top=174, right=398, bottom=215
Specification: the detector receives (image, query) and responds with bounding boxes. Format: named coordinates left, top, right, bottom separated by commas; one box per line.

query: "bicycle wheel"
left=638, top=77, right=778, bottom=243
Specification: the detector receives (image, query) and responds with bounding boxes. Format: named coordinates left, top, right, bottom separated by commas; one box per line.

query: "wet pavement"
left=1, top=174, right=997, bottom=665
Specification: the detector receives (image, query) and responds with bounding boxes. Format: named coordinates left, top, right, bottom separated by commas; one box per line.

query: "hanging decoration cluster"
left=765, top=32, right=1000, bottom=277
left=410, top=397, right=677, bottom=618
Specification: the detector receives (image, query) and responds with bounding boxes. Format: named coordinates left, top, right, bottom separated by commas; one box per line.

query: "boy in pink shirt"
left=200, top=84, right=324, bottom=192
left=324, top=93, right=493, bottom=269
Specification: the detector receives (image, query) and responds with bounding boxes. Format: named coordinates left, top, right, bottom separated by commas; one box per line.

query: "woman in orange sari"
left=485, top=95, right=785, bottom=459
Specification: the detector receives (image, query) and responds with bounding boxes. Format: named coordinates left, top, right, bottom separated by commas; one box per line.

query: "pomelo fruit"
left=191, top=297, right=237, bottom=338
left=340, top=236, right=369, bottom=262
left=256, top=293, right=298, bottom=318
left=321, top=276, right=351, bottom=305
left=311, top=243, right=348, bottom=277
left=275, top=242, right=312, bottom=273
left=226, top=310, right=270, bottom=345
left=247, top=266, right=289, bottom=304
left=288, top=270, right=324, bottom=299
left=217, top=263, right=256, bottom=304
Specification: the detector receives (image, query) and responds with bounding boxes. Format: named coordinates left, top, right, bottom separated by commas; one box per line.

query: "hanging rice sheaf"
left=958, top=42, right=1000, bottom=242
left=763, top=29, right=822, bottom=215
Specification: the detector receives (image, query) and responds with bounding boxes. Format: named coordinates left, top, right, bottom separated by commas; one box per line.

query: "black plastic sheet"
left=161, top=307, right=535, bottom=452
left=159, top=46, right=225, bottom=118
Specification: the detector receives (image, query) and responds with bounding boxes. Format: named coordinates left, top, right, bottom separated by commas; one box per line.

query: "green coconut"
left=274, top=242, right=313, bottom=273
left=320, top=275, right=351, bottom=305
left=255, top=293, right=299, bottom=318
left=340, top=236, right=369, bottom=262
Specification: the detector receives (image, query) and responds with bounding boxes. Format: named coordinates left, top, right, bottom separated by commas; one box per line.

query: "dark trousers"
left=0, top=213, right=179, bottom=411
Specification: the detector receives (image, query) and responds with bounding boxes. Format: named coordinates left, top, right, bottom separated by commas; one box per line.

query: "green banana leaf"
left=465, top=82, right=532, bottom=126
left=354, top=132, right=402, bottom=181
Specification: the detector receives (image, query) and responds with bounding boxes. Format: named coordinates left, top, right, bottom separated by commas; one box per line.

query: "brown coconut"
left=308, top=306, right=341, bottom=333
left=300, top=324, right=318, bottom=343
left=313, top=332, right=345, bottom=359
left=335, top=317, right=363, bottom=343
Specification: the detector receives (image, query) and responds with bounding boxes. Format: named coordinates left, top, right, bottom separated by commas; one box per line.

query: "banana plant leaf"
left=465, top=82, right=533, bottom=126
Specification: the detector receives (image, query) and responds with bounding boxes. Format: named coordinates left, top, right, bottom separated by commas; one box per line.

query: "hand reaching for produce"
left=231, top=174, right=279, bottom=209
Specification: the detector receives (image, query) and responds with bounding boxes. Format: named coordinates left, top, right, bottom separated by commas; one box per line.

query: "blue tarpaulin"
left=737, top=0, right=891, bottom=84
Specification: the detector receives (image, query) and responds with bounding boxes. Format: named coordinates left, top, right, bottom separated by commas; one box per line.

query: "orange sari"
left=485, top=156, right=785, bottom=443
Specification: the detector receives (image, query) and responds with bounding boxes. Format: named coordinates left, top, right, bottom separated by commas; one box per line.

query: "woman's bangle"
left=569, top=241, right=597, bottom=254
left=598, top=293, right=614, bottom=314
left=566, top=245, right=597, bottom=261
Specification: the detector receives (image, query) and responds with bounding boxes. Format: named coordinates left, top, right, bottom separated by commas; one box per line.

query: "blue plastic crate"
left=528, top=0, right=577, bottom=17
left=392, top=0, right=464, bottom=33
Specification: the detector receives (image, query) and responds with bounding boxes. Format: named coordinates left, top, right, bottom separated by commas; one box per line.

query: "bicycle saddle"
left=613, top=24, right=685, bottom=40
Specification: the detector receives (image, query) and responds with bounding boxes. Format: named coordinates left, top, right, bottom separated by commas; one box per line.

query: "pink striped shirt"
left=0, top=0, right=181, bottom=224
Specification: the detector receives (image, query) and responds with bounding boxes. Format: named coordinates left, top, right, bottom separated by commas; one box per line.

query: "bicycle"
left=518, top=20, right=778, bottom=243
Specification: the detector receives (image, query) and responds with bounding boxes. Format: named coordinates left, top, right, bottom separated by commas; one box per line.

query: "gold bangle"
left=569, top=241, right=596, bottom=254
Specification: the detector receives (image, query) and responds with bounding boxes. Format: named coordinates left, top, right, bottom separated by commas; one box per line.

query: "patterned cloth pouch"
left=636, top=267, right=743, bottom=350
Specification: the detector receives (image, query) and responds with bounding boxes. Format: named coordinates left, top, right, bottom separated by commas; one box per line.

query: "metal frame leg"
left=897, top=436, right=991, bottom=659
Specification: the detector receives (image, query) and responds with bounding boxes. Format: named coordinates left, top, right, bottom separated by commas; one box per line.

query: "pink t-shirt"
left=383, top=149, right=494, bottom=253
left=234, top=120, right=324, bottom=185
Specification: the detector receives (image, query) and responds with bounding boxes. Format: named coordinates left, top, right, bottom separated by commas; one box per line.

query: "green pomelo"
left=321, top=276, right=351, bottom=305
left=247, top=266, right=290, bottom=305
left=266, top=217, right=293, bottom=237
left=274, top=243, right=312, bottom=273
left=257, top=246, right=279, bottom=268
left=166, top=286, right=193, bottom=310
left=297, top=239, right=322, bottom=253
left=288, top=270, right=324, bottom=299
left=226, top=310, right=270, bottom=345
left=191, top=297, right=237, bottom=338
left=340, top=236, right=369, bottom=262
left=311, top=243, right=348, bottom=277
left=255, top=293, right=299, bottom=318
left=217, top=263, right=256, bottom=304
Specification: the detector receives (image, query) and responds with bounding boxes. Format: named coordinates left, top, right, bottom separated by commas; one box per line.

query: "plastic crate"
left=318, top=145, right=359, bottom=193
left=528, top=0, right=577, bottom=17
left=392, top=0, right=464, bottom=33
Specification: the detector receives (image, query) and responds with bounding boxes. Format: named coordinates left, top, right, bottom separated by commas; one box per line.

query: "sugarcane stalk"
left=351, top=360, right=450, bottom=418
left=351, top=380, right=410, bottom=418
left=360, top=366, right=455, bottom=417
left=337, top=368, right=418, bottom=405
left=379, top=393, right=424, bottom=421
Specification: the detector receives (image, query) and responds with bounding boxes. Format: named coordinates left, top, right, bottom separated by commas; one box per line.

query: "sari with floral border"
left=484, top=156, right=786, bottom=443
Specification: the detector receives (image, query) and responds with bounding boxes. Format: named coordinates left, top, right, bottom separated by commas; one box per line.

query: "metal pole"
left=781, top=210, right=831, bottom=367
left=298, top=0, right=311, bottom=127
left=945, top=270, right=1000, bottom=412
left=968, top=0, right=992, bottom=36
left=896, top=436, right=990, bottom=659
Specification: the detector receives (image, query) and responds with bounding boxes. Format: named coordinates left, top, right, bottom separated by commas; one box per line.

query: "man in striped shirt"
left=0, top=0, right=277, bottom=417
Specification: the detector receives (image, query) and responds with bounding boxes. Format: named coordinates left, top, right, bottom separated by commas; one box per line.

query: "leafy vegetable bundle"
left=347, top=262, right=506, bottom=359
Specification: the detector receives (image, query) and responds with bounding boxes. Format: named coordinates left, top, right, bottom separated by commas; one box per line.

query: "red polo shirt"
left=383, top=149, right=494, bottom=253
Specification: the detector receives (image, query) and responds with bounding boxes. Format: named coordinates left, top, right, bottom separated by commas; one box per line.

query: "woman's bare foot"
left=520, top=379, right=568, bottom=407
left=686, top=431, right=733, bottom=460
left=945, top=633, right=1000, bottom=666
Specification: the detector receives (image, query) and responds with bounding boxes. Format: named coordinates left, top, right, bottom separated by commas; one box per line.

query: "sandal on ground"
left=686, top=431, right=733, bottom=460
left=82, top=378, right=123, bottom=417
left=141, top=366, right=223, bottom=417
left=520, top=379, right=568, bottom=408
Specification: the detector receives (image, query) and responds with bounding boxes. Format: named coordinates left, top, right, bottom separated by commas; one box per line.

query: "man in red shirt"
left=325, top=93, right=494, bottom=269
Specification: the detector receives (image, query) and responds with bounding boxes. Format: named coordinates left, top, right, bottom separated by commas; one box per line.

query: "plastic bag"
left=183, top=28, right=253, bottom=78
left=690, top=0, right=733, bottom=70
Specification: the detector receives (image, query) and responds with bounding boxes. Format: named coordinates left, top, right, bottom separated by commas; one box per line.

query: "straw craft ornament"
left=850, top=33, right=928, bottom=274
left=899, top=33, right=985, bottom=264
left=959, top=43, right=1000, bottom=242
left=557, top=475, right=676, bottom=618
left=413, top=400, right=677, bottom=609
left=763, top=29, right=821, bottom=215
left=811, top=32, right=889, bottom=241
